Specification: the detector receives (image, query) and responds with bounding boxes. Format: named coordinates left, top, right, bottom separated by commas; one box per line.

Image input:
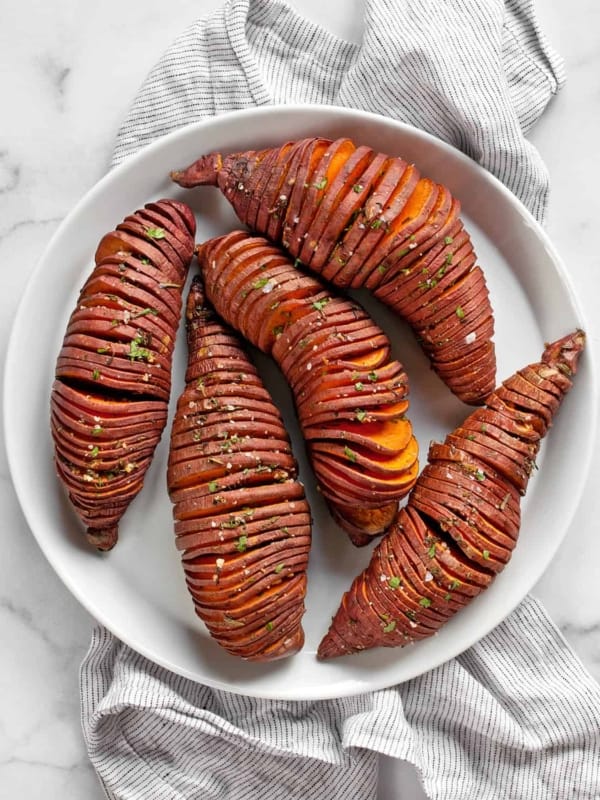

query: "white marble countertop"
left=1, top=1, right=599, bottom=797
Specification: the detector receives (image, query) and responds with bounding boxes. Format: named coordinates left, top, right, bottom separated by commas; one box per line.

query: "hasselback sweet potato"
left=171, top=137, right=495, bottom=405
left=317, top=330, right=585, bottom=658
left=167, top=276, right=310, bottom=660
left=51, top=200, right=195, bottom=550
left=196, top=231, right=418, bottom=545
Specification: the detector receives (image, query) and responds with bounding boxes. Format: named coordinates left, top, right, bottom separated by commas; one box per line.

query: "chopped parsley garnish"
left=312, top=297, right=330, bottom=312
left=382, top=620, right=397, bottom=633
left=235, top=535, right=248, bottom=553
left=252, top=277, right=270, bottom=290
left=145, top=226, right=165, bottom=239
left=388, top=576, right=401, bottom=590
left=455, top=306, right=466, bottom=320
left=344, top=446, right=357, bottom=462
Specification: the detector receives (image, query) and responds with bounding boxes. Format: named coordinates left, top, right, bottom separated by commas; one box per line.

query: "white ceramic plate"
left=4, top=106, right=596, bottom=699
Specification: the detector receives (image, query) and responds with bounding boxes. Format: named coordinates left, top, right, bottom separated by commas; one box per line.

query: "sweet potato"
left=196, top=231, right=419, bottom=545
left=171, top=137, right=495, bottom=405
left=167, top=277, right=310, bottom=661
left=317, top=330, right=585, bottom=658
left=50, top=199, right=195, bottom=550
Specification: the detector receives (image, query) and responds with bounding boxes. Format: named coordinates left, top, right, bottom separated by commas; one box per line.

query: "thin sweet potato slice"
left=318, top=330, right=585, bottom=658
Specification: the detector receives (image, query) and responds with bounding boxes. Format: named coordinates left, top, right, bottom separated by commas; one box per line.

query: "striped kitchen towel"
left=81, top=1, right=600, bottom=798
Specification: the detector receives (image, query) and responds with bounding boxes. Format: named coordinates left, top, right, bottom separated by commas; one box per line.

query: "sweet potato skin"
left=50, top=200, right=196, bottom=550
left=172, top=138, right=496, bottom=405
left=196, top=231, right=419, bottom=545
left=317, top=330, right=585, bottom=659
left=167, top=277, right=310, bottom=661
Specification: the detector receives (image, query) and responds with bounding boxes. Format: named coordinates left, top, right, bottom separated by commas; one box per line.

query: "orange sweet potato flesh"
left=196, top=231, right=419, bottom=546
left=317, top=330, right=585, bottom=659
left=50, top=200, right=196, bottom=550
left=171, top=138, right=496, bottom=405
left=167, top=276, right=310, bottom=661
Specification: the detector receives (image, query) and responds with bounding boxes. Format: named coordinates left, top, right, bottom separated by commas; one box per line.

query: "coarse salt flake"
left=465, top=332, right=477, bottom=345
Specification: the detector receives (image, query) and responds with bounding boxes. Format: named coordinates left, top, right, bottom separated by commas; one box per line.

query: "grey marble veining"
left=1, top=1, right=599, bottom=798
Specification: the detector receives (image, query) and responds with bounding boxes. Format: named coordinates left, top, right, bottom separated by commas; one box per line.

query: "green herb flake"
left=294, top=257, right=303, bottom=268
left=355, top=409, right=367, bottom=423
left=419, top=597, right=432, bottom=608
left=235, top=534, right=248, bottom=553
left=92, top=369, right=101, bottom=380
left=97, top=347, right=109, bottom=354
left=265, top=621, right=274, bottom=632
left=91, top=425, right=103, bottom=436
left=382, top=620, right=397, bottom=633
left=427, top=544, right=436, bottom=558
left=312, top=297, right=330, bottom=312
left=482, top=550, right=491, bottom=560
left=377, top=264, right=388, bottom=275
left=450, top=579, right=461, bottom=590
left=455, top=306, right=466, bottom=320
left=145, top=226, right=166, bottom=240
left=353, top=184, right=364, bottom=193
left=388, top=576, right=402, bottom=590
left=89, top=446, right=100, bottom=458
left=368, top=371, right=378, bottom=382
left=370, top=218, right=384, bottom=229
left=444, top=236, right=454, bottom=245
left=140, top=257, right=150, bottom=265
left=475, top=469, right=486, bottom=482
left=444, top=593, right=452, bottom=601
left=252, top=277, right=270, bottom=290
left=314, top=177, right=328, bottom=190
left=344, top=446, right=357, bottom=463
left=354, top=381, right=364, bottom=392
left=132, top=307, right=158, bottom=318
left=274, top=563, right=285, bottom=574
left=272, top=325, right=285, bottom=337
left=466, top=433, right=476, bottom=441
left=129, top=338, right=152, bottom=362
left=208, top=480, right=219, bottom=493
left=445, top=253, right=453, bottom=265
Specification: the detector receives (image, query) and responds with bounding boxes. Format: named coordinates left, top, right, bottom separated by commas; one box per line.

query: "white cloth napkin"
left=81, top=1, right=600, bottom=798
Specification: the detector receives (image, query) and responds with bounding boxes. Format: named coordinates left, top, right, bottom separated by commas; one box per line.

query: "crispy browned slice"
left=172, top=137, right=496, bottom=405
left=51, top=200, right=195, bottom=550
left=197, top=231, right=418, bottom=545
left=318, top=330, right=585, bottom=658
left=167, top=277, right=310, bottom=661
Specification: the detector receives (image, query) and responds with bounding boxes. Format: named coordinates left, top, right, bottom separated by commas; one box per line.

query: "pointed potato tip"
left=542, top=329, right=586, bottom=375
left=86, top=526, right=118, bottom=551
left=316, top=633, right=346, bottom=660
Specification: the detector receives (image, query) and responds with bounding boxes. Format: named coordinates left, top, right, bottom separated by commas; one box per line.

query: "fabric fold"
left=82, top=597, right=600, bottom=800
